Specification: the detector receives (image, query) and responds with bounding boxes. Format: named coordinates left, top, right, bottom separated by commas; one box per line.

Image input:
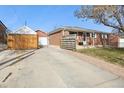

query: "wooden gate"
left=60, top=34, right=76, bottom=51
left=8, top=34, right=38, bottom=49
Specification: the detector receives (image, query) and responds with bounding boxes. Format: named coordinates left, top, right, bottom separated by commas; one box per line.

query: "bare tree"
left=74, top=5, right=124, bottom=33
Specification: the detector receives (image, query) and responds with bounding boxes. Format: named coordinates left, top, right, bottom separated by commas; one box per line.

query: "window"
left=102, top=34, right=104, bottom=38
left=104, top=34, right=108, bottom=39
left=90, top=33, right=92, bottom=38
left=101, top=34, right=108, bottom=39
left=92, top=33, right=97, bottom=38
left=87, top=33, right=90, bottom=37
left=94, top=33, right=97, bottom=38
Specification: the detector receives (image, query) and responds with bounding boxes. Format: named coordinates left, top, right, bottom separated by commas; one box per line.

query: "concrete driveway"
left=0, top=46, right=124, bottom=88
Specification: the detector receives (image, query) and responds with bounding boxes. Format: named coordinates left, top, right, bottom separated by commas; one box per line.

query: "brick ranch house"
left=49, top=26, right=110, bottom=49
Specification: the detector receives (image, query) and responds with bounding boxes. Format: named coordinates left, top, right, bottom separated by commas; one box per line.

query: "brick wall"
left=109, top=34, right=119, bottom=48
left=94, top=33, right=109, bottom=47
left=49, top=30, right=63, bottom=46
left=0, top=25, right=7, bottom=44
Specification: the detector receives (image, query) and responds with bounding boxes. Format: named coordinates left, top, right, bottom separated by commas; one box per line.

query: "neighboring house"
left=109, top=32, right=124, bottom=48
left=0, top=21, right=8, bottom=44
left=36, top=30, right=48, bottom=46
left=49, top=26, right=110, bottom=48
left=14, top=26, right=36, bottom=34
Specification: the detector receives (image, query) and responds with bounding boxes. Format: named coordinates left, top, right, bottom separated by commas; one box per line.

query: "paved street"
left=0, top=46, right=124, bottom=88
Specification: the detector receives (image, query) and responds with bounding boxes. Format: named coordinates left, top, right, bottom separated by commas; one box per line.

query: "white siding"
left=119, top=38, right=124, bottom=48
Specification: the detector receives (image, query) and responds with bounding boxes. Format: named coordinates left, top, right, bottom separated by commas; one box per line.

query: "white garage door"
left=39, top=37, right=48, bottom=46
left=119, top=38, right=124, bottom=48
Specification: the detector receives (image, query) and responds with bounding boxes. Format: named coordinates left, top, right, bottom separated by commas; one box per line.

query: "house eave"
left=0, top=20, right=7, bottom=29
left=49, top=26, right=110, bottom=35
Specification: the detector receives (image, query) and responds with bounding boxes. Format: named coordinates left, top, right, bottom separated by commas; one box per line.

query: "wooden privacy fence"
left=60, top=34, right=76, bottom=51
left=7, top=34, right=38, bottom=49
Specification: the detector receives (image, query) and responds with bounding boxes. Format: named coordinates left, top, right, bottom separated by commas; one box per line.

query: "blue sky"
left=0, top=5, right=112, bottom=32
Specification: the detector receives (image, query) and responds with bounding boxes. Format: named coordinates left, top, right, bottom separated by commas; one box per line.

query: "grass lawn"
left=77, top=48, right=124, bottom=66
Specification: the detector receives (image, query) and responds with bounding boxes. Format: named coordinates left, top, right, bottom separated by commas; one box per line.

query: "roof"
left=15, top=26, right=36, bottom=34
left=35, top=30, right=47, bottom=34
left=35, top=30, right=47, bottom=37
left=35, top=30, right=43, bottom=32
left=0, top=20, right=7, bottom=29
left=0, top=20, right=11, bottom=34
left=49, top=26, right=110, bottom=35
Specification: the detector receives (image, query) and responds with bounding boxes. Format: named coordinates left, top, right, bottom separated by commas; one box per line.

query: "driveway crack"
left=93, top=76, right=120, bottom=87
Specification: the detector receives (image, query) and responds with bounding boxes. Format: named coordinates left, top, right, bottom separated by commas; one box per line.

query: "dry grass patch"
left=77, top=48, right=124, bottom=66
